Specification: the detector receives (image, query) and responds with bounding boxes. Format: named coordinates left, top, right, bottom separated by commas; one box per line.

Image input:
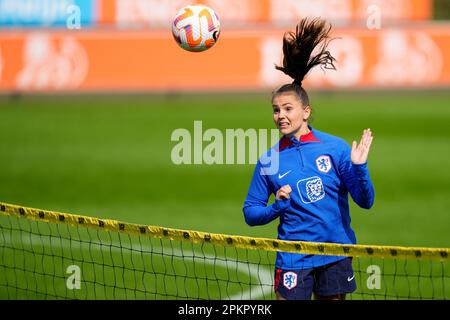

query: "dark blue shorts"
left=274, top=257, right=356, bottom=300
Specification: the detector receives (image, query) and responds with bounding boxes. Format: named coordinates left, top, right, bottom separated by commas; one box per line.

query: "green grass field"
left=0, top=90, right=449, bottom=299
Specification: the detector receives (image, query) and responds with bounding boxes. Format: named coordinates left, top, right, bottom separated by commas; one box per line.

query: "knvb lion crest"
left=305, top=178, right=325, bottom=202
left=297, top=176, right=326, bottom=204
left=316, top=155, right=332, bottom=173
left=283, top=271, right=297, bottom=290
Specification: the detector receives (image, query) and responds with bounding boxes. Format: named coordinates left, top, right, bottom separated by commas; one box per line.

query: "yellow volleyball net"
left=0, top=202, right=448, bottom=299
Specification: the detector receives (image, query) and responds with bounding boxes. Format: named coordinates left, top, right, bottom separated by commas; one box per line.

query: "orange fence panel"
left=98, top=0, right=433, bottom=27
left=1, top=25, right=450, bottom=93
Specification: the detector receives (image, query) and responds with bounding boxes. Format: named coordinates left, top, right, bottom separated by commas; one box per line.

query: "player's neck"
left=290, top=125, right=310, bottom=141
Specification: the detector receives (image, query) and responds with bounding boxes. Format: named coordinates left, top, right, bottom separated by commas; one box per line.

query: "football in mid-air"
left=172, top=5, right=220, bottom=52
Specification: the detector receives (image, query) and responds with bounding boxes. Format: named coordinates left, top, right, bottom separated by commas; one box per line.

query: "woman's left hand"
left=351, top=128, right=373, bottom=165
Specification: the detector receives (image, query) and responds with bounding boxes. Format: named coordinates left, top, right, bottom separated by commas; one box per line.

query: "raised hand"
left=351, top=129, right=373, bottom=165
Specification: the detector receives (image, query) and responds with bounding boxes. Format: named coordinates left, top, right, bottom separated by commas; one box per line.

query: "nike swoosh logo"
left=278, top=170, right=292, bottom=179
left=347, top=275, right=355, bottom=282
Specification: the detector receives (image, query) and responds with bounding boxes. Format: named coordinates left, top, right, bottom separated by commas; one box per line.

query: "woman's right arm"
left=243, top=161, right=291, bottom=226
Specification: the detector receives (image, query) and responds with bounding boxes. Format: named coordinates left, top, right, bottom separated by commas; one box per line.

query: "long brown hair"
left=273, top=18, right=337, bottom=107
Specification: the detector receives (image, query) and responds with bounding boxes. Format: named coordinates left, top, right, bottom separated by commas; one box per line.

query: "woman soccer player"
left=243, top=18, right=375, bottom=300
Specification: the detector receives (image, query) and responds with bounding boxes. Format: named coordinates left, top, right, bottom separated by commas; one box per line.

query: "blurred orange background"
left=1, top=0, right=449, bottom=92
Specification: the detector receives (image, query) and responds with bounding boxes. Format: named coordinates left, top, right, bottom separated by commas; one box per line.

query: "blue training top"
left=243, top=126, right=375, bottom=270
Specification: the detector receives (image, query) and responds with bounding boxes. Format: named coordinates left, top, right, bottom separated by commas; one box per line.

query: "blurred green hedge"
left=434, top=0, right=450, bottom=20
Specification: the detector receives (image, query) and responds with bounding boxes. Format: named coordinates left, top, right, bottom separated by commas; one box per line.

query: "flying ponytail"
left=273, top=18, right=337, bottom=105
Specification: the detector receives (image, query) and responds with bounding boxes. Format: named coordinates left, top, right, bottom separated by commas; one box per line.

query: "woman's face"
left=272, top=92, right=311, bottom=138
